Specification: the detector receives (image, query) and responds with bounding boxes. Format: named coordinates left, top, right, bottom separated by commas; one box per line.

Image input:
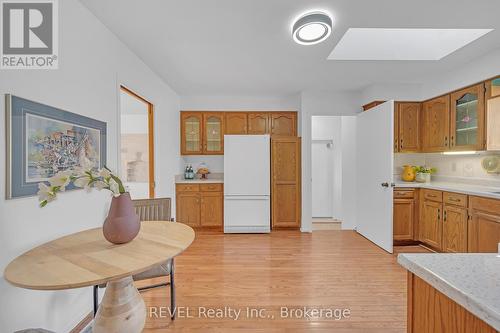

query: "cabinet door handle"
left=444, top=210, right=447, bottom=221
left=451, top=136, right=454, bottom=147
left=438, top=209, right=441, bottom=220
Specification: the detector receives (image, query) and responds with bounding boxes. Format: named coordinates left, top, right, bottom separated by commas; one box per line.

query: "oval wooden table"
left=4, top=222, right=195, bottom=333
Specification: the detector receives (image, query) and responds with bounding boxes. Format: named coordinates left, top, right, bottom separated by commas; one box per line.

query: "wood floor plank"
left=139, top=230, right=414, bottom=332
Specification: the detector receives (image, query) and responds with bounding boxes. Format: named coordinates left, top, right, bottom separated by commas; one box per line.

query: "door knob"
left=381, top=182, right=389, bottom=188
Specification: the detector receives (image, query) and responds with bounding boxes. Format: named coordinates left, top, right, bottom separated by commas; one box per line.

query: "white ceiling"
left=79, top=0, right=500, bottom=96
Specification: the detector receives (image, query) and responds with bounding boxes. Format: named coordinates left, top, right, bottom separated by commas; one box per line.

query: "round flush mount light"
left=292, top=11, right=333, bottom=45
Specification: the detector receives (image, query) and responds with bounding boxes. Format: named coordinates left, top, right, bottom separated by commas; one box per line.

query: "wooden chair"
left=93, top=198, right=176, bottom=319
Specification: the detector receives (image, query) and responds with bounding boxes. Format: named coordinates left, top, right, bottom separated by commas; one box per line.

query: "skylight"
left=328, top=28, right=493, bottom=61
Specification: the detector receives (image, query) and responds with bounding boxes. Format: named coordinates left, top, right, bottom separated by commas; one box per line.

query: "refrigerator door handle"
left=224, top=196, right=270, bottom=200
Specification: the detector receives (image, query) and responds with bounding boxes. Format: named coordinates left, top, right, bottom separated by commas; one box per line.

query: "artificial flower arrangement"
left=37, top=158, right=125, bottom=207
left=37, top=157, right=140, bottom=244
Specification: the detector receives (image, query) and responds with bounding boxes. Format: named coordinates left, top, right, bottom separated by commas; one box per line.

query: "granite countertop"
left=398, top=253, right=500, bottom=330
left=394, top=181, right=500, bottom=200
left=175, top=173, right=224, bottom=184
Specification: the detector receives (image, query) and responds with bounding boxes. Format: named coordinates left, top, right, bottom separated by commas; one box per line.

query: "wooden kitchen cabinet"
left=225, top=112, right=248, bottom=134
left=247, top=113, right=269, bottom=134
left=442, top=192, right=468, bottom=253
left=442, top=205, right=468, bottom=253
left=422, top=95, right=451, bottom=152
left=270, top=112, right=297, bottom=136
left=450, top=84, right=485, bottom=151
left=408, top=273, right=497, bottom=333
left=176, top=183, right=223, bottom=229
left=181, top=112, right=203, bottom=155
left=485, top=76, right=500, bottom=150
left=468, top=196, right=500, bottom=252
left=419, top=189, right=443, bottom=250
left=393, top=188, right=418, bottom=242
left=176, top=192, right=201, bottom=227
left=200, top=192, right=223, bottom=227
left=396, top=102, right=420, bottom=152
left=271, top=137, right=301, bottom=229
left=203, top=112, right=224, bottom=154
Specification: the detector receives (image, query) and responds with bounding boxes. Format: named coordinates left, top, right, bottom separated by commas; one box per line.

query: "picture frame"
left=5, top=94, right=107, bottom=199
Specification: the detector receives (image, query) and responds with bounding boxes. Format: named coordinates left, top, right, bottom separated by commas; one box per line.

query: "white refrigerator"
left=224, top=135, right=270, bottom=233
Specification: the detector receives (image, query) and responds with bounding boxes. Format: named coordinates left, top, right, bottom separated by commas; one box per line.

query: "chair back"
left=132, top=198, right=172, bottom=222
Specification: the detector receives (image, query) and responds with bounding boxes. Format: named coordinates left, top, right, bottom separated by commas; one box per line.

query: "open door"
left=356, top=101, right=394, bottom=253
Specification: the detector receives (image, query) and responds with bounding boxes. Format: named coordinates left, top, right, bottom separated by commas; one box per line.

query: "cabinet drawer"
left=443, top=192, right=467, bottom=207
left=423, top=189, right=442, bottom=202
left=469, top=196, right=500, bottom=215
left=394, top=189, right=415, bottom=199
left=200, top=183, right=223, bottom=192
left=176, top=184, right=200, bottom=192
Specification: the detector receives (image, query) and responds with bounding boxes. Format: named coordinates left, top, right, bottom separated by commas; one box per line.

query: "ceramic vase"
left=103, top=192, right=140, bottom=244
left=401, top=165, right=416, bottom=182
left=415, top=172, right=431, bottom=183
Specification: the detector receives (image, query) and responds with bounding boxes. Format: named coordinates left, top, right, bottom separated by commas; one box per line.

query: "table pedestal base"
left=93, top=276, right=146, bottom=333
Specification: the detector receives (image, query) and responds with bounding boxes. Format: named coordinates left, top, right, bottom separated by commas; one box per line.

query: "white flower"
left=73, top=175, right=91, bottom=189
left=98, top=168, right=111, bottom=179
left=48, top=170, right=72, bottom=191
left=37, top=183, right=56, bottom=203
left=94, top=180, right=107, bottom=191
left=108, top=178, right=120, bottom=196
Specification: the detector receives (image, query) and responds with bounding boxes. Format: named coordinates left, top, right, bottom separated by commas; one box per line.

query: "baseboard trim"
left=69, top=312, right=92, bottom=333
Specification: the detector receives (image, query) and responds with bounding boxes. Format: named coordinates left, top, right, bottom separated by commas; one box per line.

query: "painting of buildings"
left=26, top=114, right=101, bottom=182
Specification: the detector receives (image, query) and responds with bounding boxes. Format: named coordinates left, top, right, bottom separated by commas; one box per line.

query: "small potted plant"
left=37, top=158, right=140, bottom=244
left=413, top=166, right=437, bottom=183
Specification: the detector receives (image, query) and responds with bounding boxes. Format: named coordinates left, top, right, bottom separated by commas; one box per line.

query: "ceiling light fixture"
left=292, top=11, right=333, bottom=45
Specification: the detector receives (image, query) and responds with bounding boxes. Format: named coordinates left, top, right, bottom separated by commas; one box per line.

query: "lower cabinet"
left=176, top=191, right=201, bottom=227
left=442, top=204, right=468, bottom=253
left=393, top=189, right=417, bottom=242
left=419, top=189, right=443, bottom=250
left=468, top=196, right=500, bottom=252
left=408, top=273, right=497, bottom=333
left=200, top=191, right=223, bottom=227
left=176, top=183, right=223, bottom=228
left=397, top=188, right=500, bottom=253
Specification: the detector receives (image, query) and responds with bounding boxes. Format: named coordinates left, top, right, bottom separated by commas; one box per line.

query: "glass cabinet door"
left=450, top=84, right=485, bottom=150
left=203, top=113, right=224, bottom=154
left=182, top=113, right=202, bottom=154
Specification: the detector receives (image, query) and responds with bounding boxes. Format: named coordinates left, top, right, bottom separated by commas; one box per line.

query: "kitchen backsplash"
left=182, top=156, right=224, bottom=173
left=394, top=152, right=500, bottom=187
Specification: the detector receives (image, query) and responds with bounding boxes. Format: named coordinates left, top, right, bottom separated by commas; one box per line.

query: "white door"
left=312, top=141, right=333, bottom=217
left=356, top=101, right=394, bottom=253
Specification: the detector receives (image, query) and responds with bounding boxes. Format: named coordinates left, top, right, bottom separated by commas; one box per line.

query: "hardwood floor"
left=139, top=230, right=416, bottom=332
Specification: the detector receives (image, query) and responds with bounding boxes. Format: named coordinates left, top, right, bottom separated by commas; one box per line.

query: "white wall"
left=0, top=0, right=180, bottom=332
left=311, top=116, right=342, bottom=220
left=421, top=47, right=500, bottom=100
left=340, top=117, right=358, bottom=230
left=361, top=83, right=422, bottom=106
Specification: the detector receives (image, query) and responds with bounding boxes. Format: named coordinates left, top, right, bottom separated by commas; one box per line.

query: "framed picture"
left=5, top=94, right=107, bottom=199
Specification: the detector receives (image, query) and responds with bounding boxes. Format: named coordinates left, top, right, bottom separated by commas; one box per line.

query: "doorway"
left=312, top=140, right=334, bottom=217
left=119, top=86, right=155, bottom=199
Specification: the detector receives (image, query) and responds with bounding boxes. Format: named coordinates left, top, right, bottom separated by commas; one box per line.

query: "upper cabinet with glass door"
left=203, top=112, right=224, bottom=154
left=181, top=112, right=203, bottom=155
left=450, top=83, right=485, bottom=151
left=486, top=76, right=500, bottom=151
